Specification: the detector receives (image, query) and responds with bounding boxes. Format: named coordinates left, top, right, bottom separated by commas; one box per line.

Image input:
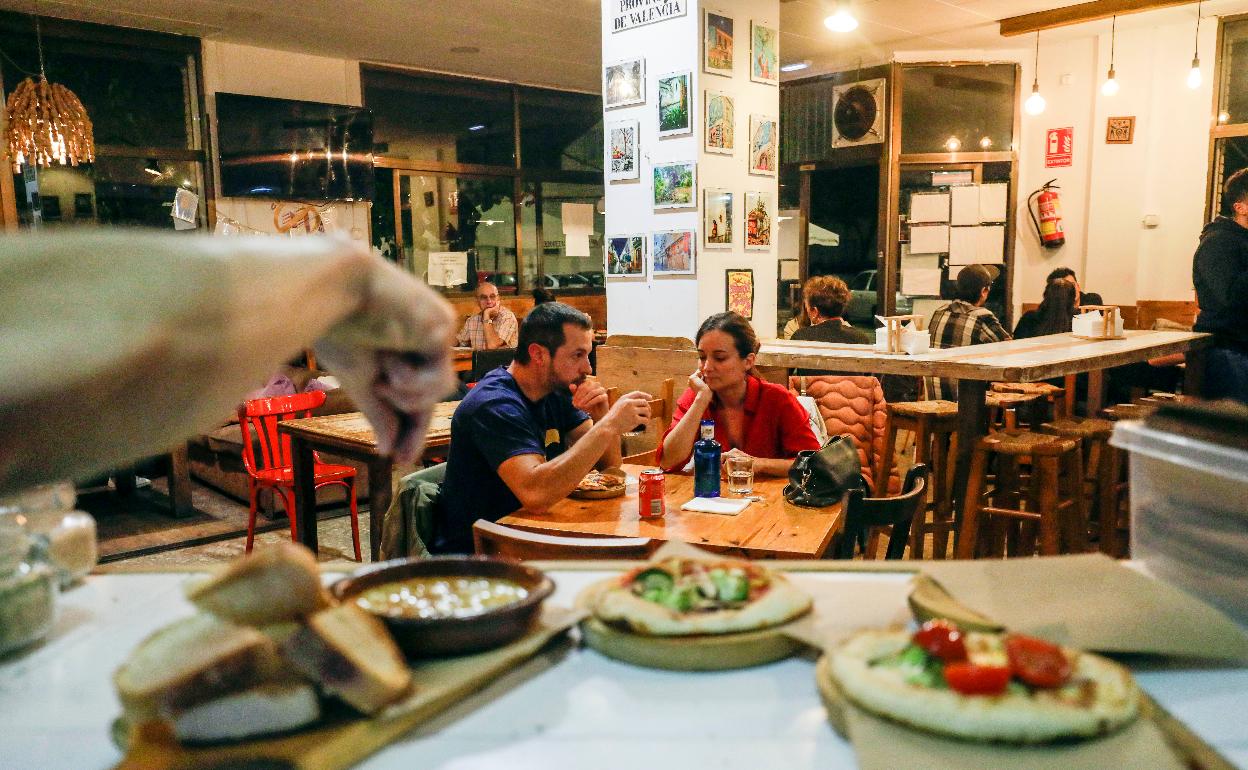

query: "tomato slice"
left=912, top=620, right=968, bottom=663
left=944, top=663, right=1012, bottom=696
left=1005, top=635, right=1072, bottom=688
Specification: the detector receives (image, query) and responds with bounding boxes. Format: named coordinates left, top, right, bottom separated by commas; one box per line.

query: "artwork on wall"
left=748, top=115, right=777, bottom=176
left=1106, top=116, right=1135, bottom=144
left=657, top=70, right=692, bottom=136
left=726, top=268, right=754, bottom=319
left=750, top=21, right=778, bottom=85
left=704, top=10, right=734, bottom=76
left=652, top=160, right=696, bottom=209
left=604, top=58, right=646, bottom=108
left=607, top=119, right=640, bottom=181
left=744, top=190, right=774, bottom=250
left=704, top=188, right=733, bottom=248
left=705, top=90, right=735, bottom=154
left=606, top=234, right=646, bottom=277
left=651, top=230, right=696, bottom=275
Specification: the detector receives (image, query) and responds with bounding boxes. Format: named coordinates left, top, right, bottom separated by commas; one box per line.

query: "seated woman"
left=657, top=312, right=820, bottom=476
left=1014, top=279, right=1078, bottom=339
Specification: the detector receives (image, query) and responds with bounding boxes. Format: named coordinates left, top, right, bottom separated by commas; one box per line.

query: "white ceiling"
left=2, top=0, right=1247, bottom=91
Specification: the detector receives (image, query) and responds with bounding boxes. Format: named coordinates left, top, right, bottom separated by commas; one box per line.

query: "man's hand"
left=482, top=305, right=499, bottom=322
left=601, top=390, right=652, bottom=434
left=570, top=375, right=609, bottom=421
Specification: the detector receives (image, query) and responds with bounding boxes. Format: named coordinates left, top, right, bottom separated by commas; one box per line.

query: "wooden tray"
left=569, top=469, right=627, bottom=500
left=580, top=614, right=806, bottom=671
left=907, top=574, right=1004, bottom=633
left=111, top=605, right=582, bottom=770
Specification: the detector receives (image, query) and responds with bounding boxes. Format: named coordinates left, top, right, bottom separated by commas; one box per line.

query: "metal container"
left=639, top=469, right=666, bottom=519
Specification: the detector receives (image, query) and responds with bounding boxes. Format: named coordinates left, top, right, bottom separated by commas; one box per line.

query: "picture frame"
left=748, top=114, right=778, bottom=176
left=704, top=90, right=735, bottom=154
left=726, top=268, right=754, bottom=319
left=657, top=70, right=693, bottom=137
left=704, top=10, right=734, bottom=76
left=744, top=190, right=774, bottom=250
left=651, top=230, right=697, bottom=275
left=605, top=234, right=646, bottom=277
left=704, top=188, right=733, bottom=248
left=1106, top=116, right=1135, bottom=144
left=606, top=119, right=640, bottom=181
left=652, top=160, right=696, bottom=209
left=604, top=58, right=645, bottom=109
left=750, top=21, right=778, bottom=85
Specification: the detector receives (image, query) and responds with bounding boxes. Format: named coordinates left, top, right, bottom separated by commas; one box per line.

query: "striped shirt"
left=927, top=300, right=1011, bottom=400
left=455, top=307, right=518, bottom=350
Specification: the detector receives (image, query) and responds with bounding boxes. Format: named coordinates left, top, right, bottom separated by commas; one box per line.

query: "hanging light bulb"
left=944, top=137, right=961, bottom=151
left=1101, top=16, right=1119, bottom=96
left=824, top=3, right=858, bottom=33
left=1187, top=0, right=1203, bottom=89
left=1025, top=32, right=1046, bottom=115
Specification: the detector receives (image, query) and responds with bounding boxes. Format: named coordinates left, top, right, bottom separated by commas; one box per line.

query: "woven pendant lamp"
left=4, top=14, right=95, bottom=170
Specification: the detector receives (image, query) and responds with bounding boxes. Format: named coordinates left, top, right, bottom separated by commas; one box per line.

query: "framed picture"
left=606, top=234, right=646, bottom=277
left=652, top=160, right=696, bottom=209
left=750, top=21, right=778, bottom=85
left=606, top=119, right=640, bottom=181
left=744, top=190, right=774, bottom=250
left=1106, top=116, right=1135, bottom=144
left=704, top=10, right=734, bottom=76
left=651, top=230, right=696, bottom=275
left=657, top=70, right=692, bottom=136
left=704, top=188, right=733, bottom=248
left=604, top=58, right=645, bottom=108
left=726, top=268, right=754, bottom=319
left=748, top=114, right=777, bottom=176
left=705, top=90, right=735, bottom=154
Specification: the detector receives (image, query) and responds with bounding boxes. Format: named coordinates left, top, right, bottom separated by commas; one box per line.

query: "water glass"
left=726, top=455, right=754, bottom=495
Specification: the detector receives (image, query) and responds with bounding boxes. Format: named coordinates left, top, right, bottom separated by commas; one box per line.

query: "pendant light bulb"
left=1101, top=16, right=1119, bottom=96
left=1025, top=83, right=1046, bottom=116
left=824, top=5, right=858, bottom=33
left=1187, top=58, right=1202, bottom=89
left=1101, top=70, right=1119, bottom=96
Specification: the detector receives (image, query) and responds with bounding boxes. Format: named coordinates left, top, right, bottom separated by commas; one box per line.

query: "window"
left=900, top=64, right=1016, bottom=155
left=1212, top=16, right=1248, bottom=217
left=518, top=88, right=601, bottom=172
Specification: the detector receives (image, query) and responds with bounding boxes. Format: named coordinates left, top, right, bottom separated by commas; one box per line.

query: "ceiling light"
left=468, top=124, right=486, bottom=132
left=780, top=61, right=811, bottom=73
left=1025, top=32, right=1047, bottom=116
left=144, top=167, right=161, bottom=177
left=944, top=137, right=961, bottom=151
left=1219, top=111, right=1230, bottom=123
left=824, top=5, right=858, bottom=33
left=5, top=14, right=95, bottom=170
left=1187, top=0, right=1203, bottom=89
left=1101, top=16, right=1119, bottom=96
left=979, top=136, right=992, bottom=149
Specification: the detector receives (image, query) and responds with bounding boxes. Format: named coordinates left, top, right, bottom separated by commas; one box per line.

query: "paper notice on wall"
left=902, top=267, right=944, bottom=297
left=979, top=183, right=1008, bottom=222
left=976, top=224, right=1006, bottom=264
left=909, top=224, right=949, bottom=254
left=171, top=187, right=198, bottom=224
left=565, top=233, right=591, bottom=257
left=901, top=254, right=940, bottom=271
left=910, top=192, right=950, bottom=223
left=948, top=226, right=978, bottom=265
left=779, top=259, right=799, bottom=281
left=428, top=251, right=469, bottom=287
left=561, top=202, right=594, bottom=257
left=950, top=185, right=979, bottom=226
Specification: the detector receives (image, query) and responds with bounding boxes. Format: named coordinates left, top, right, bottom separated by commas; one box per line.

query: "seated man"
left=928, top=264, right=1012, bottom=400
left=790, top=275, right=872, bottom=346
left=434, top=303, right=651, bottom=553
left=455, top=281, right=518, bottom=350
left=1047, top=266, right=1103, bottom=307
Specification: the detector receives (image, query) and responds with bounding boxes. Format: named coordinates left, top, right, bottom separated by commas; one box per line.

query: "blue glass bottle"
left=693, top=419, right=721, bottom=498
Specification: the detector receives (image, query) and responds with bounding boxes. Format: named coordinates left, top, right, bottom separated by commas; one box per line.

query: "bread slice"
left=174, top=679, right=322, bottom=744
left=114, top=613, right=285, bottom=721
left=186, top=542, right=332, bottom=625
left=281, top=603, right=412, bottom=715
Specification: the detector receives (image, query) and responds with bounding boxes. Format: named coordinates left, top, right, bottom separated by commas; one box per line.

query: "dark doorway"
left=807, top=164, right=880, bottom=329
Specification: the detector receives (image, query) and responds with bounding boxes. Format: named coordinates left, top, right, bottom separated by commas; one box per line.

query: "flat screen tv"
left=216, top=92, right=375, bottom=200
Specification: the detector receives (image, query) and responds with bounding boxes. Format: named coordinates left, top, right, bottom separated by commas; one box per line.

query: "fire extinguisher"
left=1027, top=179, right=1066, bottom=249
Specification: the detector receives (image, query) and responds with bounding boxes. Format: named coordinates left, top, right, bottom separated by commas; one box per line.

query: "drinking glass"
left=726, top=455, right=754, bottom=495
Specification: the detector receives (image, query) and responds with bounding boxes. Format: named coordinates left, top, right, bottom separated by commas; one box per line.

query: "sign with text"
left=1046, top=126, right=1073, bottom=168
left=612, top=0, right=687, bottom=32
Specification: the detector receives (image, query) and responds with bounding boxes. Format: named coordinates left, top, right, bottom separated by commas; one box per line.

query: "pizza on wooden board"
left=827, top=620, right=1141, bottom=743
left=583, top=556, right=812, bottom=636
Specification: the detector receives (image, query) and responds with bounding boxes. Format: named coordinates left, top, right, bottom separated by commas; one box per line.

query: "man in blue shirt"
left=435, top=303, right=651, bottom=553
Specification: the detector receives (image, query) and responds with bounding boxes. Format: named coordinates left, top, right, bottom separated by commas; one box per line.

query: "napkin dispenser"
left=1072, top=305, right=1123, bottom=339
left=875, top=315, right=926, bottom=354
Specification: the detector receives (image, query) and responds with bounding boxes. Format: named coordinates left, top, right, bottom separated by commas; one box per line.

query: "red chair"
left=237, top=391, right=361, bottom=560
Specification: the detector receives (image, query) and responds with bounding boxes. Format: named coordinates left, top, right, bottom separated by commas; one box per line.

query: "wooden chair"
left=238, top=391, right=361, bottom=560
left=469, top=347, right=516, bottom=382
left=472, top=519, right=655, bottom=560
left=832, top=465, right=929, bottom=560
left=1038, top=417, right=1123, bottom=557
left=607, top=378, right=676, bottom=435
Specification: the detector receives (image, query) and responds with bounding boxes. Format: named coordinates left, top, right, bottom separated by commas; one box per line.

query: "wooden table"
left=279, top=401, right=457, bottom=559
left=757, top=330, right=1211, bottom=513
left=499, top=464, right=842, bottom=559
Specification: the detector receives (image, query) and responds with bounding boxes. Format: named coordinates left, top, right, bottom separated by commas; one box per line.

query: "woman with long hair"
left=1014, top=279, right=1078, bottom=339
left=658, top=312, right=820, bottom=476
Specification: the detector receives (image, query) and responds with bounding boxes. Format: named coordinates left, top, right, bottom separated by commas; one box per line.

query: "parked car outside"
left=845, top=269, right=915, bottom=324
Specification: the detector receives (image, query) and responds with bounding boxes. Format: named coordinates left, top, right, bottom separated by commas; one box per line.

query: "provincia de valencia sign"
left=612, top=0, right=687, bottom=32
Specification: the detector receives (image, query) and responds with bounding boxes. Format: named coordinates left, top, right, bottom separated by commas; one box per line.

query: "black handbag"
left=783, top=434, right=863, bottom=508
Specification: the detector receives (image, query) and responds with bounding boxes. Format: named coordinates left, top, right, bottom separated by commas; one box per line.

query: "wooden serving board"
left=580, top=614, right=807, bottom=671
left=112, top=605, right=583, bottom=770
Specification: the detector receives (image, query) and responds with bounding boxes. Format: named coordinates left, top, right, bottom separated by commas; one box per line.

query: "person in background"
left=658, top=312, right=819, bottom=477
left=1192, top=168, right=1248, bottom=403
left=1046, top=266, right=1103, bottom=308
left=928, top=264, right=1012, bottom=400
left=455, top=281, right=517, bottom=350
left=531, top=287, right=557, bottom=306
left=781, top=292, right=809, bottom=339
left=436, top=303, right=651, bottom=553
left=1014, top=279, right=1078, bottom=339
left=790, top=275, right=872, bottom=345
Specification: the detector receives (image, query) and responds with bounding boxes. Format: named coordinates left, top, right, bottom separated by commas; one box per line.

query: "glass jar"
left=0, top=523, right=56, bottom=657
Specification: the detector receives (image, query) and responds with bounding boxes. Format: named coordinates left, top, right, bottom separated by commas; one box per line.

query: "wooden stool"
left=879, top=400, right=958, bottom=559
left=985, top=390, right=1045, bottom=431
left=1101, top=402, right=1153, bottom=421
left=993, top=381, right=1070, bottom=419
left=1038, top=417, right=1122, bottom=556
left=956, top=431, right=1087, bottom=559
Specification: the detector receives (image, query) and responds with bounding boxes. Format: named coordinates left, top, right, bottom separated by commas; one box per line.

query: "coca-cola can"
left=638, top=469, right=666, bottom=519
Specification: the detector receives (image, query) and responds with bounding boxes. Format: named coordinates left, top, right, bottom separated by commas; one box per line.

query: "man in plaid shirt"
left=928, top=264, right=1011, bottom=400
left=455, top=281, right=518, bottom=350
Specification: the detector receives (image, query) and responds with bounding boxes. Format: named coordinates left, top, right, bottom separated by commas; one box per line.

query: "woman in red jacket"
left=658, top=312, right=820, bottom=475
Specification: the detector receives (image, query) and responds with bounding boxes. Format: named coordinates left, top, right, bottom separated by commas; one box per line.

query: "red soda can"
left=638, top=469, right=666, bottom=519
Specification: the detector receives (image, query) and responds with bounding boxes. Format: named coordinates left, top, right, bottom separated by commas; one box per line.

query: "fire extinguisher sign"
left=1045, top=127, right=1073, bottom=168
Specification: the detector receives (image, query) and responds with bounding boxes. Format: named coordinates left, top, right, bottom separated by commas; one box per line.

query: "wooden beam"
left=999, top=0, right=1199, bottom=37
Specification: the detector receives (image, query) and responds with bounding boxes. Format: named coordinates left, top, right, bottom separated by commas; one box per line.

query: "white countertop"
left=1, top=568, right=1246, bottom=769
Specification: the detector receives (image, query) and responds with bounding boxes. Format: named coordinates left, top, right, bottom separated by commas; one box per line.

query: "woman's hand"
left=689, top=368, right=712, bottom=406
left=720, top=447, right=754, bottom=478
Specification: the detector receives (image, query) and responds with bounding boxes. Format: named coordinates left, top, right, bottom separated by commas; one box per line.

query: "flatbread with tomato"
left=582, top=557, right=811, bottom=636
left=827, top=621, right=1140, bottom=743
